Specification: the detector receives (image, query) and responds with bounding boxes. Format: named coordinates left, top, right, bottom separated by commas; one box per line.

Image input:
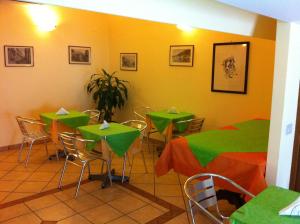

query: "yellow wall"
left=108, top=16, right=275, bottom=130
left=0, top=1, right=110, bottom=146
left=0, top=1, right=275, bottom=146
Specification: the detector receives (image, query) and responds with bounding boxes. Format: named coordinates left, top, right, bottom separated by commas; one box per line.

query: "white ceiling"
left=217, top=0, right=300, bottom=23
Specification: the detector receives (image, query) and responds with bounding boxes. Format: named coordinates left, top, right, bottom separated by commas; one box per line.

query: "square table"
left=40, top=110, right=90, bottom=143
left=146, top=111, right=194, bottom=142
left=78, top=123, right=140, bottom=187
left=230, top=186, right=300, bottom=224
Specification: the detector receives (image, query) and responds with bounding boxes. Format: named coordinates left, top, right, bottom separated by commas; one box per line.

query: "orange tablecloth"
left=155, top=137, right=267, bottom=197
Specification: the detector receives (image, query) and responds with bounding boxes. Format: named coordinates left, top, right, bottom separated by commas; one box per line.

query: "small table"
left=78, top=123, right=140, bottom=187
left=146, top=111, right=194, bottom=142
left=230, top=186, right=300, bottom=224
left=40, top=111, right=90, bottom=143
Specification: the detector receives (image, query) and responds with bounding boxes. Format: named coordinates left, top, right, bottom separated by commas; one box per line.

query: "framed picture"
left=211, top=42, right=250, bottom=94
left=169, top=45, right=194, bottom=67
left=120, top=53, right=137, bottom=71
left=68, top=46, right=91, bottom=65
left=4, top=45, right=34, bottom=67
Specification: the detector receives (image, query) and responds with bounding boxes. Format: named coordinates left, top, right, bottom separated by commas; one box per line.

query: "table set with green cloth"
left=147, top=111, right=194, bottom=133
left=40, top=110, right=90, bottom=131
left=77, top=123, right=140, bottom=157
left=186, top=119, right=270, bottom=166
left=230, top=186, right=300, bottom=224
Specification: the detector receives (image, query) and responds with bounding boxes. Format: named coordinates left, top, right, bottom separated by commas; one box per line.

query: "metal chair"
left=184, top=173, right=255, bottom=224
left=16, top=116, right=50, bottom=167
left=121, top=120, right=148, bottom=182
left=173, top=117, right=205, bottom=138
left=82, top=109, right=102, bottom=124
left=58, top=132, right=112, bottom=197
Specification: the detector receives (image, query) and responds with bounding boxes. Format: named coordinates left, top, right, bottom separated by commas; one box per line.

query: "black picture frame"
left=68, top=46, right=91, bottom=65
left=120, top=53, right=138, bottom=71
left=211, top=42, right=250, bottom=94
left=169, top=45, right=194, bottom=67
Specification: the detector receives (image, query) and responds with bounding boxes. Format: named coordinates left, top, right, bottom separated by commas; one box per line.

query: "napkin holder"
left=100, top=120, right=110, bottom=130
left=279, top=196, right=300, bottom=216
left=168, top=106, right=178, bottom=114
left=56, top=107, right=69, bottom=115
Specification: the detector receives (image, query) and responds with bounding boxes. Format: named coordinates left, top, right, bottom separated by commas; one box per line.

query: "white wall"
left=266, top=22, right=300, bottom=187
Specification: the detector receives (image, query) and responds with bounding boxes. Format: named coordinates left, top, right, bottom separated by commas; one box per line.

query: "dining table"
left=77, top=122, right=140, bottom=187
left=230, top=186, right=300, bottom=224
left=40, top=110, right=90, bottom=143
left=146, top=110, right=194, bottom=142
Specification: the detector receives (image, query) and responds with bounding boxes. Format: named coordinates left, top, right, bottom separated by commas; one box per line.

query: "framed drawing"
left=211, top=42, right=250, bottom=94
left=4, top=45, right=34, bottom=67
left=120, top=53, right=137, bottom=71
left=169, top=45, right=194, bottom=67
left=68, top=46, right=91, bottom=65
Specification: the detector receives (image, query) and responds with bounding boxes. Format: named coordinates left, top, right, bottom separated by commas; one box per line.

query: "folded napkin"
left=56, top=107, right=69, bottom=115
left=279, top=196, right=300, bottom=216
left=168, top=106, right=178, bottom=114
left=99, top=120, right=110, bottom=130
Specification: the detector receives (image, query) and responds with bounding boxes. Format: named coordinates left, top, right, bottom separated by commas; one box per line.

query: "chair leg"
left=122, top=153, right=127, bottom=183
left=58, top=155, right=69, bottom=189
left=106, top=160, right=112, bottom=186
left=101, top=161, right=105, bottom=174
left=87, top=162, right=91, bottom=176
left=25, top=140, right=34, bottom=167
left=18, top=137, right=26, bottom=162
left=188, top=200, right=196, bottom=224
left=147, top=132, right=151, bottom=152
left=75, top=162, right=86, bottom=198
left=129, top=155, right=135, bottom=178
left=141, top=150, right=148, bottom=173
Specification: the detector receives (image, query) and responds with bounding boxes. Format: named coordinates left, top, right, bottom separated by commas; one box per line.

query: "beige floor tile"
left=81, top=204, right=122, bottom=224
left=35, top=202, right=75, bottom=221
left=165, top=212, right=190, bottom=224
left=1, top=171, right=32, bottom=181
left=0, top=203, right=31, bottom=222
left=0, top=171, right=8, bottom=178
left=131, top=183, right=154, bottom=195
left=1, top=212, right=41, bottom=224
left=155, top=184, right=183, bottom=197
left=27, top=171, right=56, bottom=181
left=57, top=214, right=91, bottom=224
left=25, top=194, right=60, bottom=210
left=79, top=180, right=102, bottom=193
left=0, top=162, right=18, bottom=171
left=106, top=216, right=138, bottom=224
left=108, top=195, right=147, bottom=214
left=12, top=164, right=42, bottom=172
left=0, top=180, right=20, bottom=192
left=91, top=186, right=128, bottom=203
left=54, top=187, right=88, bottom=201
left=41, top=181, right=59, bottom=192
left=1, top=192, right=33, bottom=203
left=0, top=191, right=10, bottom=202
left=128, top=205, right=164, bottom=223
left=14, top=181, right=48, bottom=193
left=65, top=193, right=104, bottom=212
left=158, top=196, right=187, bottom=210
left=36, top=163, right=63, bottom=172
left=129, top=173, right=154, bottom=184
left=155, top=173, right=180, bottom=185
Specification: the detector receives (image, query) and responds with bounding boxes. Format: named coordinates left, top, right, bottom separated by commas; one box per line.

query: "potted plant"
left=86, top=69, right=128, bottom=122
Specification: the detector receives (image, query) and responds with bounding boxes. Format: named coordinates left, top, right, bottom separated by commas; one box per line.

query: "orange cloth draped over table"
left=155, top=137, right=267, bottom=197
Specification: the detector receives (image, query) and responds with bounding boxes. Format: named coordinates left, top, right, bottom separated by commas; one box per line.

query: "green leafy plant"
left=86, top=69, right=128, bottom=122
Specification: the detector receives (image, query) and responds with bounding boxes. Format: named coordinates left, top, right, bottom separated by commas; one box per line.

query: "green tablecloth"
left=186, top=119, right=270, bottom=167
left=40, top=110, right=90, bottom=130
left=77, top=123, right=140, bottom=157
left=230, top=186, right=300, bottom=224
left=147, top=111, right=194, bottom=133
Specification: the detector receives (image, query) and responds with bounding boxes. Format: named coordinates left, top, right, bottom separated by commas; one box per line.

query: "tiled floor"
left=0, top=141, right=234, bottom=224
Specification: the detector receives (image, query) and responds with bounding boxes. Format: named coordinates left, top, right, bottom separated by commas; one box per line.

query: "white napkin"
left=56, top=107, right=69, bottom=115
left=168, top=106, right=178, bottom=114
left=279, top=196, right=300, bottom=216
left=99, top=120, right=110, bottom=130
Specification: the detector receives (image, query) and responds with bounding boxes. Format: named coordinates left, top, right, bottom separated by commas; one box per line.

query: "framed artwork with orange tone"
left=169, top=45, right=194, bottom=67
left=120, top=53, right=137, bottom=71
left=68, top=46, right=91, bottom=65
left=4, top=45, right=34, bottom=67
left=211, top=42, right=250, bottom=94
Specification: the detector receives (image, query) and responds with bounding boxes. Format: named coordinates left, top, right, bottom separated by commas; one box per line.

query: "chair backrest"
left=16, top=116, right=47, bottom=138
left=133, top=106, right=152, bottom=120
left=121, top=120, right=147, bottom=136
left=82, top=109, right=102, bottom=124
left=58, top=132, right=94, bottom=159
left=176, top=117, right=205, bottom=135
left=184, top=173, right=255, bottom=224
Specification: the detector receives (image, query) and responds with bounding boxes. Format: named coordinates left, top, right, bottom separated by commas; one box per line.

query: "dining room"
left=1, top=0, right=300, bottom=223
